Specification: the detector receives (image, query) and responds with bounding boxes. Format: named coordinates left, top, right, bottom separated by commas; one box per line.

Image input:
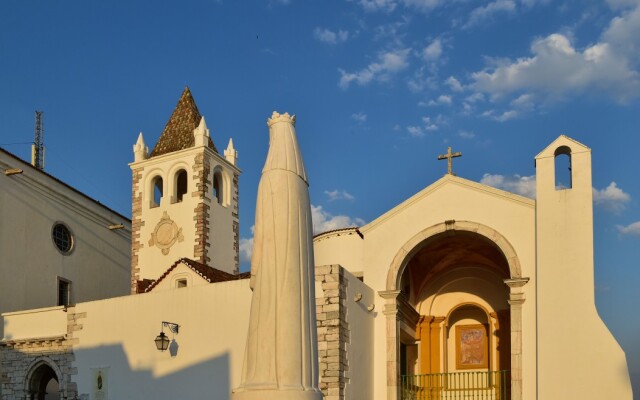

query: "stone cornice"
left=0, top=335, right=67, bottom=347
left=129, top=144, right=241, bottom=174
left=504, top=277, right=530, bottom=288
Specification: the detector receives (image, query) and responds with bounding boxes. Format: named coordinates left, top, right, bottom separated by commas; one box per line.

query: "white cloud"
left=422, top=116, right=441, bottom=130
left=617, top=221, right=640, bottom=235
left=239, top=204, right=365, bottom=261
left=459, top=130, right=476, bottom=139
left=445, top=76, right=464, bottom=92
left=239, top=225, right=256, bottom=264
left=325, top=189, right=355, bottom=201
left=401, top=0, right=444, bottom=11
left=423, top=38, right=442, bottom=62
left=492, top=109, right=519, bottom=122
left=480, top=173, right=536, bottom=198
left=354, top=0, right=397, bottom=12
left=464, top=0, right=517, bottom=29
left=408, top=68, right=437, bottom=92
left=428, top=94, right=453, bottom=106
left=311, top=205, right=365, bottom=234
left=352, top=0, right=445, bottom=12
left=480, top=176, right=632, bottom=211
left=606, top=0, right=640, bottom=10
left=239, top=237, right=253, bottom=263
left=602, top=2, right=640, bottom=64
left=470, top=32, right=640, bottom=103
left=407, top=125, right=425, bottom=137
left=351, top=112, right=368, bottom=122
left=593, top=182, right=631, bottom=213
left=339, top=48, right=411, bottom=89
left=511, top=93, right=535, bottom=110
left=314, top=27, right=349, bottom=44
left=465, top=93, right=485, bottom=103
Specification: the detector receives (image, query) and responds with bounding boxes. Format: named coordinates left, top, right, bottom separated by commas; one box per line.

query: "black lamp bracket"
left=162, top=321, right=180, bottom=334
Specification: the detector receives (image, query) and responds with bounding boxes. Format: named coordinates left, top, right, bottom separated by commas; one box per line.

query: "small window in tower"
left=176, top=170, right=188, bottom=203
left=176, top=279, right=187, bottom=288
left=554, top=146, right=572, bottom=190
left=152, top=175, right=163, bottom=207
left=213, top=171, right=223, bottom=205
left=58, top=278, right=71, bottom=307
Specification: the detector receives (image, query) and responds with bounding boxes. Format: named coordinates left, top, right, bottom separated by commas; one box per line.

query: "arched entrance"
left=25, top=360, right=61, bottom=400
left=381, top=221, right=528, bottom=400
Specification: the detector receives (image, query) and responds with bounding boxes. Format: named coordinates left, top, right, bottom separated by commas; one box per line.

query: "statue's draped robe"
left=235, top=114, right=320, bottom=398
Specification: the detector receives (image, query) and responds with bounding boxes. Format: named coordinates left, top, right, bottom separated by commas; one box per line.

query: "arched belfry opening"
left=554, top=145, right=572, bottom=189
left=26, top=362, right=60, bottom=400
left=389, top=225, right=516, bottom=400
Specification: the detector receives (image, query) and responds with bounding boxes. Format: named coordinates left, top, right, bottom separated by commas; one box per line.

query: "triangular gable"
left=360, top=174, right=535, bottom=234
left=143, top=258, right=249, bottom=292
left=535, top=135, right=590, bottom=159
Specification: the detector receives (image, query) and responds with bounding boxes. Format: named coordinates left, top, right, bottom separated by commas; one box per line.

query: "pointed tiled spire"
left=149, top=87, right=218, bottom=157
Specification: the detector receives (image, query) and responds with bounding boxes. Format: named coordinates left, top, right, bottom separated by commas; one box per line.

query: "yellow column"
left=418, top=316, right=433, bottom=374
left=429, top=317, right=445, bottom=374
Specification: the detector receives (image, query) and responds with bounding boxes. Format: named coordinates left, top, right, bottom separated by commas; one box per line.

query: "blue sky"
left=1, top=0, right=639, bottom=393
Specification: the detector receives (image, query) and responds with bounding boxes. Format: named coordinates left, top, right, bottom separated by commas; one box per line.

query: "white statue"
left=233, top=112, right=322, bottom=400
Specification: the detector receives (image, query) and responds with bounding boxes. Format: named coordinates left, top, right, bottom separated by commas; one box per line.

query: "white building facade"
left=0, top=92, right=632, bottom=400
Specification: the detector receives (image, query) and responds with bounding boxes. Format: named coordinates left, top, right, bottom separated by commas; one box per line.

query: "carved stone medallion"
left=149, top=211, right=184, bottom=255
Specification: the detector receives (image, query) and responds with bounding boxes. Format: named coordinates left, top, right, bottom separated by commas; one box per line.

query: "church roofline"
left=0, top=147, right=131, bottom=224
left=360, top=174, right=535, bottom=235
left=535, top=134, right=591, bottom=159
left=143, top=257, right=250, bottom=293
left=313, top=227, right=362, bottom=241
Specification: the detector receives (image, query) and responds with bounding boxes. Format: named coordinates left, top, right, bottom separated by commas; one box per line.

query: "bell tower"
left=535, top=135, right=631, bottom=399
left=129, top=87, right=240, bottom=293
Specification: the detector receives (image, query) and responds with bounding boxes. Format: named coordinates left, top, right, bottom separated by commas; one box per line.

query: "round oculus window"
left=52, top=223, right=73, bottom=254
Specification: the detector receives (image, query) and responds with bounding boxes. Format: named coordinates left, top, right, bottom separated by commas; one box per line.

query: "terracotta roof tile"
left=149, top=87, right=217, bottom=157
left=144, top=258, right=248, bottom=292
left=137, top=279, right=154, bottom=293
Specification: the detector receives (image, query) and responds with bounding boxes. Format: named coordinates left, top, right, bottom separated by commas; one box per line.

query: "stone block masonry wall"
left=0, top=309, right=85, bottom=400
left=231, top=172, right=240, bottom=274
left=316, top=265, right=349, bottom=400
left=192, top=153, right=211, bottom=265
left=130, top=167, right=145, bottom=294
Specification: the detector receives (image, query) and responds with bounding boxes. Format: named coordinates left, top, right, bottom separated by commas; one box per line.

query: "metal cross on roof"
left=437, top=146, right=462, bottom=176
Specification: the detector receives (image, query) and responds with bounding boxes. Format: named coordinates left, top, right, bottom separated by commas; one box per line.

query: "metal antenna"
left=32, top=110, right=44, bottom=170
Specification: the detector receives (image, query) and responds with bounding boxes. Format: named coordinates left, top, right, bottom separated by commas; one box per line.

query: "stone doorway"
left=26, top=362, right=60, bottom=400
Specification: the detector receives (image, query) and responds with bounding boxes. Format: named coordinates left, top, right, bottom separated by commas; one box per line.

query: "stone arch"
left=168, top=162, right=190, bottom=203
left=386, top=220, right=522, bottom=292
left=211, top=165, right=231, bottom=206
left=554, top=145, right=573, bottom=189
left=24, top=357, right=63, bottom=400
left=382, top=220, right=527, bottom=400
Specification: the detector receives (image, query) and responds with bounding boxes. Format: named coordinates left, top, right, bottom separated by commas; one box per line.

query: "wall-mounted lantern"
left=155, top=321, right=179, bottom=352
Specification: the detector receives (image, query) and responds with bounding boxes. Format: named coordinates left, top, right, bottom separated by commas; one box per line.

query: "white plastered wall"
left=343, top=269, right=375, bottom=400
left=69, top=279, right=251, bottom=399
left=0, top=150, right=131, bottom=316
left=535, top=136, right=632, bottom=399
